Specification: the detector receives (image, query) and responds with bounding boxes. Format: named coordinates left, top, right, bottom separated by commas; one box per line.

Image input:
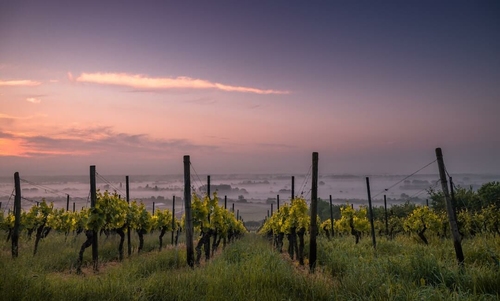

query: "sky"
left=1, top=1, right=499, bottom=176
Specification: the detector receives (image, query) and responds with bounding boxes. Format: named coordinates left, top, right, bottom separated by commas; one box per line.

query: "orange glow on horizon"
left=0, top=138, right=29, bottom=157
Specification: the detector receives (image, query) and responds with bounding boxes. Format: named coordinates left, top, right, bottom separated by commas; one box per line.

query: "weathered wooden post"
left=449, top=177, right=459, bottom=221
left=366, top=177, right=376, bottom=249
left=277, top=195, right=280, bottom=211
left=236, top=209, right=239, bottom=220
left=90, top=165, right=98, bottom=271
left=171, top=196, right=175, bottom=245
left=291, top=176, right=295, bottom=200
left=271, top=203, right=274, bottom=216
left=232, top=203, right=235, bottom=213
left=152, top=202, right=156, bottom=215
left=309, top=152, right=318, bottom=272
left=329, top=195, right=334, bottom=237
left=184, top=155, right=194, bottom=267
left=207, top=175, right=211, bottom=197
left=435, top=148, right=464, bottom=265
left=12, top=172, right=21, bottom=258
left=66, top=195, right=70, bottom=211
left=126, top=176, right=131, bottom=256
left=267, top=210, right=270, bottom=217
left=384, top=195, right=388, bottom=236
left=224, top=195, right=227, bottom=210
left=73, top=202, right=75, bottom=212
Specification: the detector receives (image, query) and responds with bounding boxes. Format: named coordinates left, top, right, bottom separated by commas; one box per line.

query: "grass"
left=313, top=234, right=500, bottom=300
left=0, top=230, right=499, bottom=300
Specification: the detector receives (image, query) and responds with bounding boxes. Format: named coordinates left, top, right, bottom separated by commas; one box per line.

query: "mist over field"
left=2, top=172, right=498, bottom=221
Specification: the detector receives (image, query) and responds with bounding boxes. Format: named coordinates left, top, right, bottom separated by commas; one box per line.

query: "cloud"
left=49, top=79, right=59, bottom=83
left=75, top=72, right=290, bottom=95
left=0, top=126, right=217, bottom=158
left=0, top=113, right=30, bottom=120
left=26, top=97, right=41, bottom=104
left=0, top=79, right=41, bottom=87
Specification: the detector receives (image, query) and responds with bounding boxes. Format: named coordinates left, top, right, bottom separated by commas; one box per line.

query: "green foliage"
left=128, top=201, right=153, bottom=232
left=335, top=203, right=370, bottom=233
left=403, top=206, right=441, bottom=234
left=478, top=181, right=500, bottom=208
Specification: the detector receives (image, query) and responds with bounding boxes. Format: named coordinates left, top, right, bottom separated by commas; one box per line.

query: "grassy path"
left=0, top=234, right=334, bottom=301
left=1, top=233, right=499, bottom=300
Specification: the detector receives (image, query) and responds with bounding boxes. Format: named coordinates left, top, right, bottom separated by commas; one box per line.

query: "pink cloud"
left=75, top=72, right=290, bottom=95
left=26, top=97, right=41, bottom=104
left=0, top=79, right=41, bottom=87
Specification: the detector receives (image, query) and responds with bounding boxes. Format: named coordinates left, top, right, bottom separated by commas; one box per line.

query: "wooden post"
left=329, top=195, right=334, bottom=237
left=171, top=196, right=175, bottom=245
left=73, top=202, right=75, bottom=212
left=271, top=203, right=274, bottom=216
left=66, top=195, right=70, bottom=211
left=90, top=165, right=98, bottom=271
left=184, top=155, right=194, bottom=267
left=291, top=176, right=295, bottom=200
left=126, top=176, right=131, bottom=256
left=236, top=209, right=239, bottom=220
left=449, top=177, right=460, bottom=224
left=366, top=177, right=376, bottom=249
left=267, top=210, right=270, bottom=217
left=435, top=148, right=464, bottom=265
left=224, top=195, right=227, bottom=210
left=232, top=203, right=234, bottom=213
left=12, top=172, right=21, bottom=258
left=207, top=175, right=211, bottom=198
left=309, top=152, right=318, bottom=272
left=0, top=202, right=2, bottom=210
left=152, top=202, right=155, bottom=215
left=384, top=195, right=388, bottom=236
left=277, top=195, right=280, bottom=211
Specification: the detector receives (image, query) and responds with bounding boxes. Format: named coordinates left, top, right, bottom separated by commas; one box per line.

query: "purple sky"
left=1, top=1, right=499, bottom=176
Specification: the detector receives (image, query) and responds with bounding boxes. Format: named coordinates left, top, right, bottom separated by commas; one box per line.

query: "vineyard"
left=0, top=151, right=499, bottom=300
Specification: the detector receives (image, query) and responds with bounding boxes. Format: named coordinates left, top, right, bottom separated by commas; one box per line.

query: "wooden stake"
left=171, top=195, right=175, bottom=245
left=66, top=195, right=70, bottom=211
left=291, top=176, right=295, bottom=200
left=277, top=195, right=280, bottom=211
left=184, top=155, right=194, bottom=267
left=126, top=175, right=131, bottom=256
left=224, top=195, right=227, bottom=210
left=90, top=165, right=98, bottom=271
left=309, top=152, right=318, bottom=272
left=384, top=195, right=388, bottom=236
left=435, top=148, right=464, bottom=265
left=329, top=195, right=334, bottom=237
left=12, top=172, right=21, bottom=258
left=207, top=175, right=211, bottom=197
left=152, top=202, right=155, bottom=215
left=366, top=177, right=376, bottom=249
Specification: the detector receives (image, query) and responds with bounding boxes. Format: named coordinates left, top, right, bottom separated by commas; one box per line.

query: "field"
left=1, top=230, right=499, bottom=301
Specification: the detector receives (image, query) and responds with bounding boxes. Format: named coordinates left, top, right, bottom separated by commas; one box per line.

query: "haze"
left=1, top=1, right=499, bottom=177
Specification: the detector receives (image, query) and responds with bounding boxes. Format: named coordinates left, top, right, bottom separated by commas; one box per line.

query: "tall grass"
left=1, top=231, right=498, bottom=300
left=314, top=234, right=500, bottom=300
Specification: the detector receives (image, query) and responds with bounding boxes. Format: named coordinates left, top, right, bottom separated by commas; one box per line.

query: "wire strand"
left=371, top=159, right=437, bottom=199
left=95, top=172, right=125, bottom=195
left=19, top=178, right=68, bottom=198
